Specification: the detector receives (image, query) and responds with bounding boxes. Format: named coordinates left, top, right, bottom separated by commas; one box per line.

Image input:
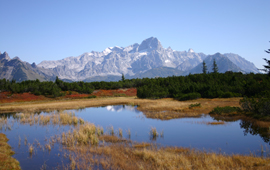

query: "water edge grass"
left=0, top=133, right=21, bottom=170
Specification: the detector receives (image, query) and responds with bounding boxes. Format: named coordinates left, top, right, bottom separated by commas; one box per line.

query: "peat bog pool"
left=1, top=105, right=270, bottom=169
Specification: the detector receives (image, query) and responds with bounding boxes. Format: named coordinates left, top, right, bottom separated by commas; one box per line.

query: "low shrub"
left=189, top=103, right=201, bottom=109
left=240, top=96, right=270, bottom=116
left=220, top=92, right=242, bottom=98
left=209, top=106, right=241, bottom=115
left=176, top=92, right=201, bottom=101
left=113, top=93, right=127, bottom=97
left=87, top=95, right=97, bottom=99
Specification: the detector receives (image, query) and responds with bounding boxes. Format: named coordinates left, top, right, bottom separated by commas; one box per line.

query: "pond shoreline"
left=0, top=97, right=241, bottom=117
left=2, top=101, right=270, bottom=169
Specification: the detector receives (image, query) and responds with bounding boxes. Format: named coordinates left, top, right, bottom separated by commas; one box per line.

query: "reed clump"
left=28, top=144, right=34, bottom=155
left=61, top=122, right=99, bottom=146
left=45, top=144, right=51, bottom=151
left=96, top=126, right=103, bottom=136
left=150, top=127, right=158, bottom=139
left=59, top=112, right=80, bottom=125
left=118, top=128, right=123, bottom=138
left=12, top=112, right=84, bottom=126
left=127, top=129, right=131, bottom=138
left=109, top=126, right=114, bottom=136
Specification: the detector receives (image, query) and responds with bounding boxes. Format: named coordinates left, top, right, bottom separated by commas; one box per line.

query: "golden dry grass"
left=13, top=111, right=84, bottom=126
left=207, top=121, right=225, bottom=125
left=0, top=133, right=21, bottom=170
left=65, top=143, right=270, bottom=170
left=0, top=97, right=242, bottom=120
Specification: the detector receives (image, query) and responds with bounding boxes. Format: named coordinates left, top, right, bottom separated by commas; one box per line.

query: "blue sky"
left=0, top=0, right=269, bottom=69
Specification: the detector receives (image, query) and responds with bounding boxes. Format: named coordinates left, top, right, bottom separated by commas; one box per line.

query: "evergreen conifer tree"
left=260, top=43, right=270, bottom=76
left=121, top=73, right=125, bottom=82
left=202, top=61, right=207, bottom=74
left=212, top=59, right=218, bottom=73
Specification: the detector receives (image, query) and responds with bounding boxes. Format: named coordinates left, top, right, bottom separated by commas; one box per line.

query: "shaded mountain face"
left=223, top=53, right=258, bottom=73
left=0, top=37, right=259, bottom=82
left=187, top=53, right=244, bottom=74
left=0, top=52, right=55, bottom=82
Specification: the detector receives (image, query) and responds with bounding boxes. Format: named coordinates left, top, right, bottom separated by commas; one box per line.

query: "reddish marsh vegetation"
left=0, top=92, right=46, bottom=103
left=0, top=88, right=137, bottom=104
left=91, top=88, right=137, bottom=97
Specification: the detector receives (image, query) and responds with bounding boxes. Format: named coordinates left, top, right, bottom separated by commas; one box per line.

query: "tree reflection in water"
left=211, top=115, right=270, bottom=145
left=240, top=120, right=270, bottom=144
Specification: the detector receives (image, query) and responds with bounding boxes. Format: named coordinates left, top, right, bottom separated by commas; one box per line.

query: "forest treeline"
left=0, top=72, right=269, bottom=99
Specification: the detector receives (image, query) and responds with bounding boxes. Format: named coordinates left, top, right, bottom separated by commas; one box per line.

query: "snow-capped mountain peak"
left=37, top=37, right=258, bottom=81
left=188, top=48, right=194, bottom=53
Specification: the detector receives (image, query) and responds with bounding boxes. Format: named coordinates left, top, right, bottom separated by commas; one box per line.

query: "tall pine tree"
left=212, top=59, right=218, bottom=73
left=260, top=43, right=270, bottom=76
left=202, top=61, right=207, bottom=74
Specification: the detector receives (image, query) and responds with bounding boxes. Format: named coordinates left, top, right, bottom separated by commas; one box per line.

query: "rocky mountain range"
left=0, top=52, right=54, bottom=81
left=0, top=37, right=259, bottom=82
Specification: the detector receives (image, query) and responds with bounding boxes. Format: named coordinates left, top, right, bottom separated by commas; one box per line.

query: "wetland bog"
left=1, top=97, right=270, bottom=169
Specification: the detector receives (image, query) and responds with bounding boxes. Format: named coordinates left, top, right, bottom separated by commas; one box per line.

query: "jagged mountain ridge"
left=38, top=37, right=207, bottom=81
left=0, top=37, right=259, bottom=82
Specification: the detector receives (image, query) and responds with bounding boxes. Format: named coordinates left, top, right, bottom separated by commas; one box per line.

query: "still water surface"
left=0, top=105, right=269, bottom=169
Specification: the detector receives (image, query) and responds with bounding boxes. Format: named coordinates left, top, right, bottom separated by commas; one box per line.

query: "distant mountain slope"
left=0, top=52, right=54, bottom=81
left=84, top=75, right=122, bottom=82
left=129, top=67, right=183, bottom=79
left=187, top=53, right=243, bottom=74
left=223, top=53, right=259, bottom=73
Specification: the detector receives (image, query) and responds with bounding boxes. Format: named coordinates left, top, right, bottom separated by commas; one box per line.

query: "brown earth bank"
left=0, top=133, right=21, bottom=170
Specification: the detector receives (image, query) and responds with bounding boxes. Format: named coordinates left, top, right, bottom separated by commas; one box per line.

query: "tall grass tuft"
left=118, top=128, right=123, bottom=138
left=150, top=127, right=158, bottom=140
left=61, top=122, right=99, bottom=146
left=160, top=130, right=164, bottom=138
left=109, top=126, right=114, bottom=136
left=45, top=144, right=51, bottom=151
left=28, top=144, right=34, bottom=155
left=127, top=129, right=131, bottom=139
